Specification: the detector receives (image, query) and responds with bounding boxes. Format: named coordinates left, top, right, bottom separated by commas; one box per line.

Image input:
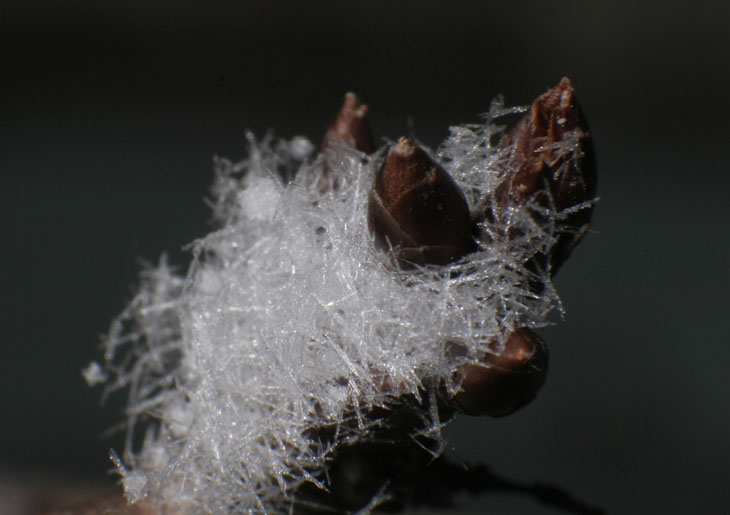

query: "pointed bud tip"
left=319, top=91, right=375, bottom=155
left=392, top=137, right=417, bottom=157
left=343, top=92, right=369, bottom=119
left=528, top=76, right=584, bottom=138
left=310, top=92, right=376, bottom=194
left=368, top=139, right=473, bottom=267
left=376, top=138, right=434, bottom=206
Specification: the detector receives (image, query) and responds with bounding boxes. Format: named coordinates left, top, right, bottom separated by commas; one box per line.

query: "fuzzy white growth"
left=89, top=100, right=581, bottom=513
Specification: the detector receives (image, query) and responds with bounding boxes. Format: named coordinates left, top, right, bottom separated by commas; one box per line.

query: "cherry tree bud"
left=319, top=92, right=375, bottom=155
left=450, top=328, right=548, bottom=417
left=367, top=138, right=473, bottom=267
left=312, top=92, right=375, bottom=193
left=494, top=77, right=597, bottom=275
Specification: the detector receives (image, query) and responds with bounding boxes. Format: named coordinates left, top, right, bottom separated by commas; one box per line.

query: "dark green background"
left=3, top=1, right=728, bottom=513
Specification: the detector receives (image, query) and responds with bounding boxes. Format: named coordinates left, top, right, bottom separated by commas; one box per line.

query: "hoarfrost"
left=89, top=104, right=586, bottom=513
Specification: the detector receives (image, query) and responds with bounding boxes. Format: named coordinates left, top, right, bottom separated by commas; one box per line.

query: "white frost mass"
left=89, top=99, right=574, bottom=513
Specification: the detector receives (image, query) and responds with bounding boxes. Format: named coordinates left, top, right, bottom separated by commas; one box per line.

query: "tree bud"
left=494, top=77, right=597, bottom=275
left=450, top=328, right=548, bottom=417
left=367, top=138, right=473, bottom=267
left=311, top=92, right=375, bottom=193
left=319, top=92, right=375, bottom=155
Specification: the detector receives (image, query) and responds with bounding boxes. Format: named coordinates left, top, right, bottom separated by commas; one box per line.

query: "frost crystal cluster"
left=86, top=79, right=596, bottom=513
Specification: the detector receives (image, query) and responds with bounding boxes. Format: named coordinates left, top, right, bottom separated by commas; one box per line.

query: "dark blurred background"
left=3, top=1, right=729, bottom=513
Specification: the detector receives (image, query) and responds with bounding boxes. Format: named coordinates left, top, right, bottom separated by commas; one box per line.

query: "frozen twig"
left=86, top=81, right=598, bottom=513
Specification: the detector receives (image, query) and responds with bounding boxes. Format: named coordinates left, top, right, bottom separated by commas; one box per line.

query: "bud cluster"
left=293, top=80, right=596, bottom=510
left=88, top=80, right=597, bottom=513
left=313, top=80, right=595, bottom=420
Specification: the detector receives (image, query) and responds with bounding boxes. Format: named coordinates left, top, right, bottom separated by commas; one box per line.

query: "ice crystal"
left=87, top=99, right=586, bottom=513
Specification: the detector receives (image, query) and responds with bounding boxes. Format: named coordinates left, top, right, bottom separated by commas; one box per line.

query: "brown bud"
left=44, top=491, right=161, bottom=514
left=319, top=92, right=375, bottom=155
left=493, top=77, right=597, bottom=275
left=311, top=92, right=375, bottom=194
left=367, top=137, right=473, bottom=268
left=450, top=328, right=548, bottom=417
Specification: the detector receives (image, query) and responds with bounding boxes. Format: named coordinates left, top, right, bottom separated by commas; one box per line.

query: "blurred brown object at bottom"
left=42, top=490, right=163, bottom=515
